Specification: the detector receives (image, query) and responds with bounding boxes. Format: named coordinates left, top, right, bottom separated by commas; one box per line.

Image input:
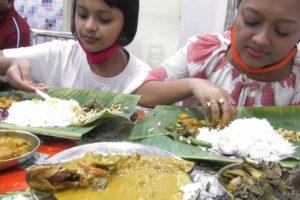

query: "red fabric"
left=187, top=34, right=221, bottom=65
left=0, top=8, right=30, bottom=50
left=144, top=67, right=168, bottom=82
left=0, top=169, right=28, bottom=193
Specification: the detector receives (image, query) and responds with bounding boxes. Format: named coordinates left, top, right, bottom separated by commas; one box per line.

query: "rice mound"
left=4, top=98, right=81, bottom=127
left=196, top=118, right=295, bottom=161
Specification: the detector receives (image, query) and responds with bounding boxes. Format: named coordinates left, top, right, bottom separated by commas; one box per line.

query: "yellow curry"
left=27, top=152, right=195, bottom=200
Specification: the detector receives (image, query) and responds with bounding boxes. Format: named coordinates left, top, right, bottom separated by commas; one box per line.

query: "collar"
left=78, top=38, right=120, bottom=65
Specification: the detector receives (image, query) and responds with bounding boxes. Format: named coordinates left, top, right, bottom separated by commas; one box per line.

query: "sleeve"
left=3, top=40, right=75, bottom=84
left=144, top=33, right=227, bottom=83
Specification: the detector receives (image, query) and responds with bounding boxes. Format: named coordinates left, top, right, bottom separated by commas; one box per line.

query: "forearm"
left=0, top=51, right=14, bottom=75
left=135, top=78, right=198, bottom=107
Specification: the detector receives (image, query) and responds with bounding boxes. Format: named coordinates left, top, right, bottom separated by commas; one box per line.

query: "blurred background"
left=15, top=0, right=238, bottom=68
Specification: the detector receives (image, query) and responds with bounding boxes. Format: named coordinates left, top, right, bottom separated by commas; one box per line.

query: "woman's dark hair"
left=71, top=0, right=139, bottom=46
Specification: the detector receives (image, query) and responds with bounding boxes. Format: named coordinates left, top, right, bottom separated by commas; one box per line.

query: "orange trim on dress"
left=230, top=26, right=297, bottom=74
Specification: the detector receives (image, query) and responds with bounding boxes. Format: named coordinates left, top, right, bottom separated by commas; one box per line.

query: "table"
left=0, top=117, right=231, bottom=200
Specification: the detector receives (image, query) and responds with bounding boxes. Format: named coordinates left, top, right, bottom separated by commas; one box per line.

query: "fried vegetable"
left=166, top=114, right=209, bottom=138
left=165, top=114, right=213, bottom=148
left=72, top=102, right=123, bottom=126
left=0, top=96, right=21, bottom=109
left=26, top=152, right=119, bottom=191
left=276, top=128, right=300, bottom=142
left=219, top=159, right=299, bottom=200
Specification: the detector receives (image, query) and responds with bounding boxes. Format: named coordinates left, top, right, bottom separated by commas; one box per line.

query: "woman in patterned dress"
left=135, top=0, right=300, bottom=126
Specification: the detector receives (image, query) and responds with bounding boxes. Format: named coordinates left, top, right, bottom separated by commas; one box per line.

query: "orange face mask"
left=230, top=26, right=297, bottom=74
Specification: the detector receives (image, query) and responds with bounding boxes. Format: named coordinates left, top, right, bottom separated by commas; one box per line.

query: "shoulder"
left=187, top=31, right=231, bottom=49
left=186, top=31, right=231, bottom=63
left=3, top=40, right=79, bottom=58
left=10, top=9, right=30, bottom=29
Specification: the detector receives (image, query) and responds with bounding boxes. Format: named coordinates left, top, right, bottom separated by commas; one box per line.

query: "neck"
left=78, top=38, right=120, bottom=65
left=230, top=26, right=296, bottom=75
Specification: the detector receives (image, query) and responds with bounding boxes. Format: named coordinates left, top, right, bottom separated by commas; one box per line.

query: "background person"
left=0, top=0, right=30, bottom=49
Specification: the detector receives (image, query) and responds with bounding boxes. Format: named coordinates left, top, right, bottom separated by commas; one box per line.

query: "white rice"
left=196, top=118, right=295, bottom=161
left=181, top=182, right=201, bottom=200
left=4, top=98, right=82, bottom=127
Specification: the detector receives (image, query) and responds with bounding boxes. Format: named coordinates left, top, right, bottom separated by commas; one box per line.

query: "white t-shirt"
left=3, top=40, right=151, bottom=94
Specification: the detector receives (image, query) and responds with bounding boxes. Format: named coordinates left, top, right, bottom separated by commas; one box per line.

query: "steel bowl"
left=0, top=129, right=40, bottom=170
left=217, top=163, right=240, bottom=199
left=217, top=162, right=300, bottom=199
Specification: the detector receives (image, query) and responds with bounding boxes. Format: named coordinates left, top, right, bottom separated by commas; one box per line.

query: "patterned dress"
left=145, top=31, right=300, bottom=106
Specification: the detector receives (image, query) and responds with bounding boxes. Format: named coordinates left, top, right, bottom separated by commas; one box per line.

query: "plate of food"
left=26, top=142, right=201, bottom=200
left=0, top=87, right=140, bottom=140
left=129, top=105, right=300, bottom=168
left=0, top=129, right=40, bottom=170
left=217, top=159, right=300, bottom=200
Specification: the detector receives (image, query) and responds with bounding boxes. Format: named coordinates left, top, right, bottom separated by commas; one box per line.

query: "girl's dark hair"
left=71, top=0, right=139, bottom=46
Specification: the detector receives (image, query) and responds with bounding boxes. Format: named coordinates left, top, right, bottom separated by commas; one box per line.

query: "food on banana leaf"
left=0, top=134, right=31, bottom=160
left=218, top=159, right=299, bottom=200
left=2, top=97, right=123, bottom=127
left=27, top=152, right=196, bottom=200
left=276, top=128, right=300, bottom=142
left=165, top=114, right=213, bottom=148
left=0, top=96, right=21, bottom=109
left=196, top=118, right=296, bottom=161
left=0, top=96, right=22, bottom=120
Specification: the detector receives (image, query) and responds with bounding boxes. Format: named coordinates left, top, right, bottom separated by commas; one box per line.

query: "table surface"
left=0, top=85, right=223, bottom=199
left=0, top=117, right=230, bottom=200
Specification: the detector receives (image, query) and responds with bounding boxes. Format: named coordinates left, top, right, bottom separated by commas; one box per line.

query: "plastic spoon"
left=35, top=88, right=51, bottom=100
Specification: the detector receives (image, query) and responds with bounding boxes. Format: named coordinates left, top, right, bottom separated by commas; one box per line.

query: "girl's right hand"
left=5, top=59, right=47, bottom=92
left=191, top=79, right=237, bottom=127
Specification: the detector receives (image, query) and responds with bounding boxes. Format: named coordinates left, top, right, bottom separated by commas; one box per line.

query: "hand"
left=5, top=59, right=47, bottom=92
left=191, top=79, right=237, bottom=127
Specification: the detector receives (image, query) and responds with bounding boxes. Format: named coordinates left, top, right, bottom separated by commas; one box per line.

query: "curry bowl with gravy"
left=27, top=142, right=200, bottom=200
left=0, top=130, right=40, bottom=170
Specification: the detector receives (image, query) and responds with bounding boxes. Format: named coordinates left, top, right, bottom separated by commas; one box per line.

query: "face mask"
left=78, top=38, right=120, bottom=65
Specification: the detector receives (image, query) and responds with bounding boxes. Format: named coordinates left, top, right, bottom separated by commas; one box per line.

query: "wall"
left=14, top=0, right=64, bottom=31
left=127, top=0, right=183, bottom=68
left=178, top=0, right=228, bottom=48
left=14, top=0, right=230, bottom=69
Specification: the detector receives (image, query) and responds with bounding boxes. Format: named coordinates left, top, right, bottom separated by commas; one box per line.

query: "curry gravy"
left=55, top=155, right=194, bottom=200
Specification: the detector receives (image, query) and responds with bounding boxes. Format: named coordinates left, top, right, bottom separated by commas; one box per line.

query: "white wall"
left=128, top=0, right=183, bottom=68
left=178, top=0, right=228, bottom=48
left=128, top=0, right=229, bottom=67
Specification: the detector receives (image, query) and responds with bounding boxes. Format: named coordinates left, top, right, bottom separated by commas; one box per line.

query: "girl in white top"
left=0, top=0, right=151, bottom=94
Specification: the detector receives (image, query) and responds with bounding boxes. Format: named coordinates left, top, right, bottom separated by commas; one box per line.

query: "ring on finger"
left=207, top=100, right=217, bottom=107
left=218, top=98, right=225, bottom=104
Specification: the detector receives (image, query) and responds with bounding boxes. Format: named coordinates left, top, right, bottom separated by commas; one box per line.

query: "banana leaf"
left=129, top=105, right=300, bottom=168
left=0, top=87, right=140, bottom=140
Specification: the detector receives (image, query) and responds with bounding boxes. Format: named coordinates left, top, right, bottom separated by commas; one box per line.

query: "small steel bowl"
left=217, top=162, right=300, bottom=199
left=217, top=163, right=239, bottom=199
left=0, top=130, right=40, bottom=170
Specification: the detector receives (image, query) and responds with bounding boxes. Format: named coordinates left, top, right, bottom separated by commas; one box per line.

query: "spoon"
left=35, top=88, right=51, bottom=100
